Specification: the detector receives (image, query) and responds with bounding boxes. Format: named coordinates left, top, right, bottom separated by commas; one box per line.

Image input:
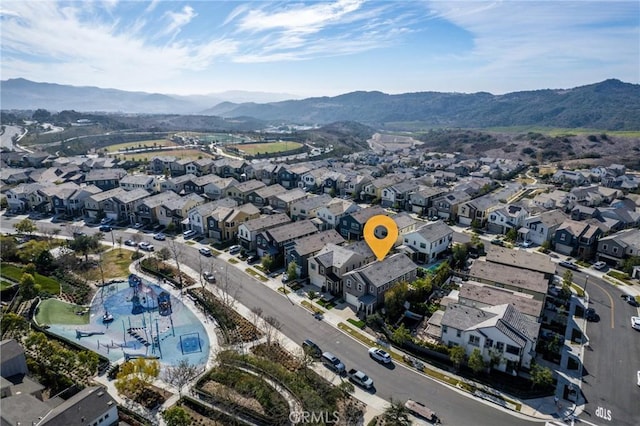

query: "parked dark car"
left=99, top=225, right=112, bottom=232
left=247, top=255, right=260, bottom=264
left=585, top=308, right=598, bottom=321
left=302, top=339, right=322, bottom=358
left=621, top=294, right=640, bottom=307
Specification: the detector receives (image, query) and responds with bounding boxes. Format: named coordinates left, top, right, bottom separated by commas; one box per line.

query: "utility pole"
left=584, top=275, right=589, bottom=307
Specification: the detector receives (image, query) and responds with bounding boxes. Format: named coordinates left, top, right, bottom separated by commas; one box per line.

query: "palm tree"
left=382, top=399, right=411, bottom=425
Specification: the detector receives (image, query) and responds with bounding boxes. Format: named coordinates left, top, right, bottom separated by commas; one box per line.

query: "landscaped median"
left=245, top=268, right=268, bottom=282
left=336, top=322, right=523, bottom=412
left=300, top=300, right=324, bottom=315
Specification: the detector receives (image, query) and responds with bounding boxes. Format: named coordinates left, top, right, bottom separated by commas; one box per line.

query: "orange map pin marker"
left=363, top=215, right=398, bottom=261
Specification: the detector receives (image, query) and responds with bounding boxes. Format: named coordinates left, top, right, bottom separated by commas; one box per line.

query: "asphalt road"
left=3, top=216, right=542, bottom=426
left=556, top=266, right=640, bottom=426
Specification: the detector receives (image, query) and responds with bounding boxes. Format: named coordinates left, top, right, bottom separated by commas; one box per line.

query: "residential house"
left=596, top=228, right=640, bottom=267
left=362, top=175, right=405, bottom=202
left=487, top=205, right=529, bottom=235
left=119, top=174, right=158, bottom=193
left=226, top=180, right=267, bottom=204
left=213, top=158, right=248, bottom=179
left=207, top=203, right=260, bottom=242
left=289, top=194, right=332, bottom=221
left=343, top=253, right=418, bottom=315
left=521, top=210, right=567, bottom=246
left=440, top=303, right=539, bottom=373
left=457, top=194, right=501, bottom=227
left=390, top=213, right=421, bottom=243
left=531, top=190, right=569, bottom=210
left=183, top=174, right=227, bottom=196
left=597, top=205, right=640, bottom=230
left=37, top=183, right=80, bottom=216
left=468, top=260, right=548, bottom=301
left=268, top=188, right=308, bottom=214
left=485, top=246, right=556, bottom=280
left=158, top=192, right=204, bottom=229
left=428, top=191, right=472, bottom=221
left=84, top=187, right=128, bottom=221
left=458, top=281, right=544, bottom=322
left=381, top=180, right=420, bottom=209
left=400, top=221, right=454, bottom=264
left=84, top=168, right=127, bottom=190
left=339, top=206, right=387, bottom=240
left=61, top=185, right=102, bottom=218
left=203, top=176, right=239, bottom=199
left=277, top=164, right=311, bottom=188
left=566, top=186, right=604, bottom=208
left=246, top=162, right=280, bottom=185
left=103, top=188, right=150, bottom=224
left=309, top=243, right=370, bottom=295
left=300, top=167, right=332, bottom=191
left=320, top=170, right=348, bottom=195
left=256, top=219, right=318, bottom=258
left=149, top=156, right=177, bottom=175
left=237, top=213, right=291, bottom=252
left=135, top=190, right=183, bottom=225
left=0, top=167, right=33, bottom=185
left=246, top=184, right=288, bottom=207
left=160, top=174, right=197, bottom=194
left=554, top=219, right=603, bottom=259
left=185, top=157, right=215, bottom=176
left=286, top=230, right=345, bottom=278
left=316, top=198, right=360, bottom=230
left=407, top=187, right=447, bottom=215
left=344, top=174, right=372, bottom=199
left=186, top=198, right=238, bottom=236
left=551, top=170, right=588, bottom=186
left=5, top=183, right=43, bottom=213
left=0, top=339, right=118, bottom=426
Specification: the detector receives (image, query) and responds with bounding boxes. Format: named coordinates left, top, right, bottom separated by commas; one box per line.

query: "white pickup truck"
left=347, top=368, right=374, bottom=389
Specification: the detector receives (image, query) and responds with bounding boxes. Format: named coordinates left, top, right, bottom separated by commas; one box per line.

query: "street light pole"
left=584, top=275, right=589, bottom=307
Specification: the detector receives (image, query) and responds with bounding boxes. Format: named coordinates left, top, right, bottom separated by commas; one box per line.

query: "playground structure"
left=49, top=275, right=210, bottom=367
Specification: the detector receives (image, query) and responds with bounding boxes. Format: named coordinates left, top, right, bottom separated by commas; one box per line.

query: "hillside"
left=204, top=80, right=640, bottom=130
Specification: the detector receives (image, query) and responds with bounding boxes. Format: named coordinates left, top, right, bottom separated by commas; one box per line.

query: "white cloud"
left=161, top=5, right=197, bottom=40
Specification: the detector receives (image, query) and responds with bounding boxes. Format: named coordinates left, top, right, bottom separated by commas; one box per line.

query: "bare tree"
left=263, top=315, right=281, bottom=347
left=116, top=236, right=123, bottom=253
left=218, top=264, right=239, bottom=310
left=166, top=239, right=185, bottom=294
left=250, top=306, right=263, bottom=331
left=163, top=359, right=199, bottom=396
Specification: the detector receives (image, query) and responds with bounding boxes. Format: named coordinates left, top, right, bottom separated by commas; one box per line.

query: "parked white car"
left=368, top=347, right=392, bottom=364
left=631, top=316, right=640, bottom=331
left=593, top=261, right=607, bottom=270
left=183, top=229, right=197, bottom=239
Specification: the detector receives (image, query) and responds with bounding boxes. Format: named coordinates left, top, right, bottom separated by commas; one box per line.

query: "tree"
left=167, top=240, right=185, bottom=292
left=19, top=273, right=40, bottom=299
left=391, top=323, right=412, bottom=345
left=263, top=315, right=282, bottom=346
left=162, top=406, right=190, bottom=426
left=14, top=218, right=37, bottom=235
left=32, top=108, right=51, bottom=122
left=68, top=233, right=103, bottom=261
left=560, top=270, right=573, bottom=299
left=156, top=247, right=171, bottom=262
left=530, top=363, right=554, bottom=389
left=449, top=345, right=465, bottom=371
left=115, top=358, right=160, bottom=399
left=468, top=348, right=486, bottom=375
left=383, top=282, right=409, bottom=322
left=261, top=254, right=274, bottom=271
left=286, top=260, right=298, bottom=281
left=452, top=243, right=468, bottom=268
left=382, top=399, right=411, bottom=426
left=164, top=359, right=199, bottom=395
left=0, top=235, right=18, bottom=261
left=505, top=228, right=517, bottom=242
left=17, top=240, right=49, bottom=264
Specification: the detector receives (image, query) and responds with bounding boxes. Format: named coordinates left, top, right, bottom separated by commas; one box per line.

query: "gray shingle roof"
left=293, top=230, right=345, bottom=256
left=345, top=253, right=416, bottom=288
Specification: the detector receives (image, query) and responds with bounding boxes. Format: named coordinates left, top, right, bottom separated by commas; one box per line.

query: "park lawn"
left=229, top=141, right=303, bottom=155
left=36, top=298, right=89, bottom=325
left=112, top=149, right=214, bottom=162
left=0, top=263, right=60, bottom=294
left=105, top=139, right=177, bottom=152
left=78, top=249, right=132, bottom=282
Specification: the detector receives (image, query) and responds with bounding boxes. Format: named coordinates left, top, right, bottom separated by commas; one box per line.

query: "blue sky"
left=1, top=0, right=638, bottom=97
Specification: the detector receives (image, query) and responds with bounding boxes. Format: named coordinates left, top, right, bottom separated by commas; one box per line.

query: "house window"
left=456, top=330, right=461, bottom=338
left=506, top=345, right=520, bottom=355
left=310, top=263, right=316, bottom=270
left=370, top=286, right=375, bottom=293
left=485, top=338, right=493, bottom=348
left=602, top=244, right=607, bottom=251
left=496, top=342, right=505, bottom=352
left=357, top=283, right=363, bottom=292
left=613, top=247, right=618, bottom=254
left=346, top=279, right=351, bottom=288
left=560, top=234, right=566, bottom=241
left=442, top=325, right=448, bottom=333
left=420, top=243, right=426, bottom=249
left=469, top=335, right=480, bottom=346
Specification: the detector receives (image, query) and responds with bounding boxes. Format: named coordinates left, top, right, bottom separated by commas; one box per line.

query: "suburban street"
left=556, top=266, right=640, bottom=426
left=0, top=215, right=543, bottom=426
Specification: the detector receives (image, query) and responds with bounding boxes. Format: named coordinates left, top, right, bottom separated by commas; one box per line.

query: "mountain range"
left=1, top=78, right=638, bottom=130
